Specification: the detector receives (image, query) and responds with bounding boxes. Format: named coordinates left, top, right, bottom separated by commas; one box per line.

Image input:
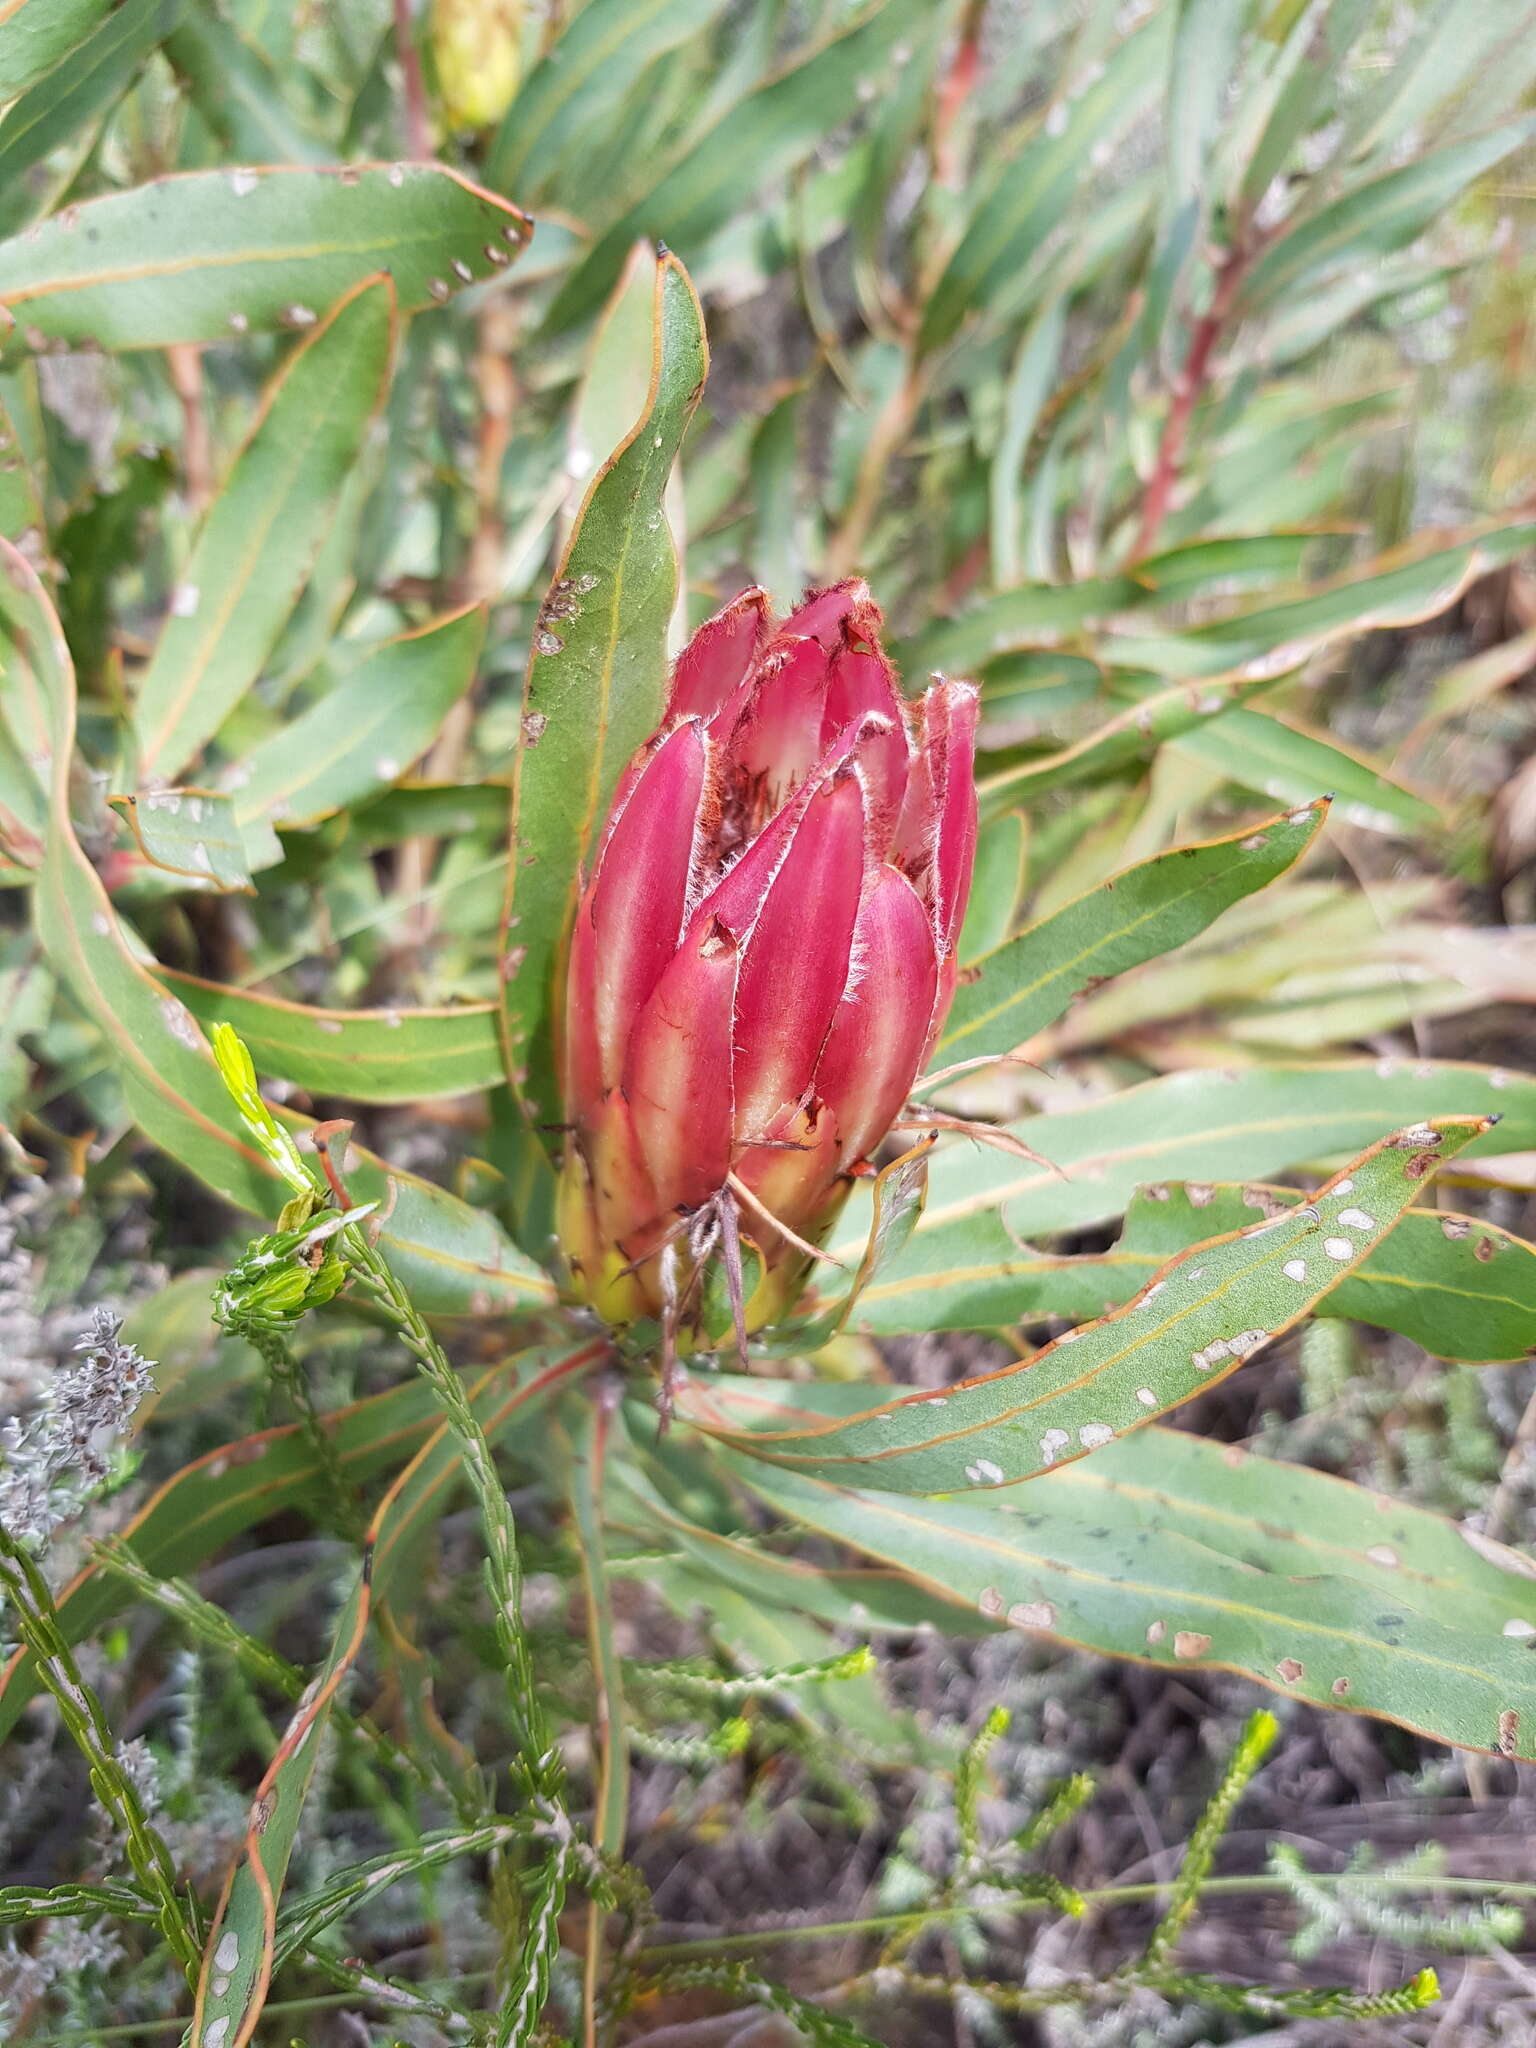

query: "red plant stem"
left=1133, top=242, right=1250, bottom=560
left=394, top=0, right=432, bottom=159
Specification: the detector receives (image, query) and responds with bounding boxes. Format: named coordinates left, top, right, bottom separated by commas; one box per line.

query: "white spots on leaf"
left=1276, top=1657, right=1304, bottom=1684
left=170, top=581, right=199, bottom=618
left=451, top=257, right=473, bottom=283
left=161, top=998, right=201, bottom=1050
left=1145, top=1183, right=1170, bottom=1201
left=1323, top=1238, right=1353, bottom=1261
left=229, top=168, right=259, bottom=197
left=1331, top=1676, right=1350, bottom=1696
left=375, top=756, right=400, bottom=781
left=1239, top=834, right=1266, bottom=852
left=485, top=241, right=511, bottom=266
left=388, top=163, right=406, bottom=186
left=1187, top=1183, right=1214, bottom=1206
left=1146, top=1620, right=1166, bottom=1645
left=205, top=2020, right=231, bottom=2048
left=1283, top=1259, right=1307, bottom=1283
left=1137, top=1281, right=1166, bottom=1310
left=91, top=911, right=111, bottom=936
left=281, top=304, right=317, bottom=328
left=215, top=1932, right=239, bottom=1972
left=964, top=1458, right=1004, bottom=1486
left=1174, top=1630, right=1212, bottom=1660
left=1185, top=1265, right=1206, bottom=1283
left=1366, top=1544, right=1400, bottom=1569
left=1489, top=1068, right=1510, bottom=1089
left=1135, top=1388, right=1157, bottom=1408
left=315, top=1017, right=343, bottom=1036
left=1285, top=804, right=1315, bottom=825
left=1337, top=1208, right=1376, bottom=1233
left=1503, top=1618, right=1536, bottom=1640
left=1009, top=1600, right=1056, bottom=1631
left=1078, top=1422, right=1113, bottom=1450
left=1192, top=1330, right=1268, bottom=1372
left=924, top=1395, right=948, bottom=1407
left=1331, top=1178, right=1355, bottom=1198
left=427, top=277, right=451, bottom=303
left=978, top=1586, right=1004, bottom=1618
left=1039, top=1428, right=1070, bottom=1465
left=1442, top=1216, right=1471, bottom=1241
left=534, top=628, right=564, bottom=657
left=522, top=713, right=549, bottom=748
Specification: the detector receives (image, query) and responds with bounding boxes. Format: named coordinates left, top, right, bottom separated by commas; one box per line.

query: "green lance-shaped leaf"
left=541, top=0, right=921, bottom=334
left=485, top=0, right=732, bottom=202
left=919, top=12, right=1170, bottom=352
left=0, top=374, right=45, bottom=551
left=191, top=1564, right=371, bottom=2047
left=938, top=798, right=1327, bottom=1063
left=1244, top=117, right=1536, bottom=311
left=132, top=277, right=395, bottom=783
left=849, top=1059, right=1536, bottom=1262
left=0, top=539, right=549, bottom=1310
left=162, top=9, right=333, bottom=169
left=684, top=1118, right=1493, bottom=1494
left=718, top=1421, right=1536, bottom=1761
left=897, top=573, right=1147, bottom=678
left=109, top=786, right=252, bottom=892
left=957, top=810, right=1027, bottom=966
left=226, top=605, right=487, bottom=832
left=167, top=974, right=503, bottom=1104
left=500, top=249, right=707, bottom=1134
left=1168, top=705, right=1441, bottom=836
left=1103, top=519, right=1536, bottom=680
left=0, top=0, right=112, bottom=97
left=1117, top=1181, right=1536, bottom=1367
left=0, top=0, right=183, bottom=241
left=975, top=665, right=1288, bottom=809
left=832, top=1179, right=1536, bottom=1363
left=0, top=1344, right=594, bottom=1740
left=0, top=163, right=531, bottom=354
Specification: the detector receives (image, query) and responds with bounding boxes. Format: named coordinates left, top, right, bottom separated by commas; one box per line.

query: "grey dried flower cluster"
left=0, top=1306, right=155, bottom=1545
left=0, top=1198, right=47, bottom=1410
left=0, top=1920, right=125, bottom=2031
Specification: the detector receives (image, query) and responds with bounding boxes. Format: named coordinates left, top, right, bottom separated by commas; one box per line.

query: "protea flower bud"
left=556, top=582, right=977, bottom=1348
left=431, top=0, right=522, bottom=133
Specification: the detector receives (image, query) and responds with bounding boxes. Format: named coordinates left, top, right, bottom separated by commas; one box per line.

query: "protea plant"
left=556, top=580, right=978, bottom=1354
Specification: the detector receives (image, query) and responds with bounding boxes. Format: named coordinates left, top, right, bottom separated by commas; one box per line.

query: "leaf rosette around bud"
left=555, top=580, right=978, bottom=1346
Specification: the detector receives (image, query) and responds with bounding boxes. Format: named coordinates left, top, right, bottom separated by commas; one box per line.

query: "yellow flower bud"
left=431, top=0, right=521, bottom=134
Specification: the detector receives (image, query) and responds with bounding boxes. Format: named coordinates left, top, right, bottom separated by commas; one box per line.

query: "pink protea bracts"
left=556, top=580, right=978, bottom=1342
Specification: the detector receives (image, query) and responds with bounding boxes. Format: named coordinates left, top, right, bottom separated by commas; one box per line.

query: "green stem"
left=0, top=1528, right=202, bottom=1982
left=639, top=1870, right=1536, bottom=1959
left=247, top=1324, right=367, bottom=1541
